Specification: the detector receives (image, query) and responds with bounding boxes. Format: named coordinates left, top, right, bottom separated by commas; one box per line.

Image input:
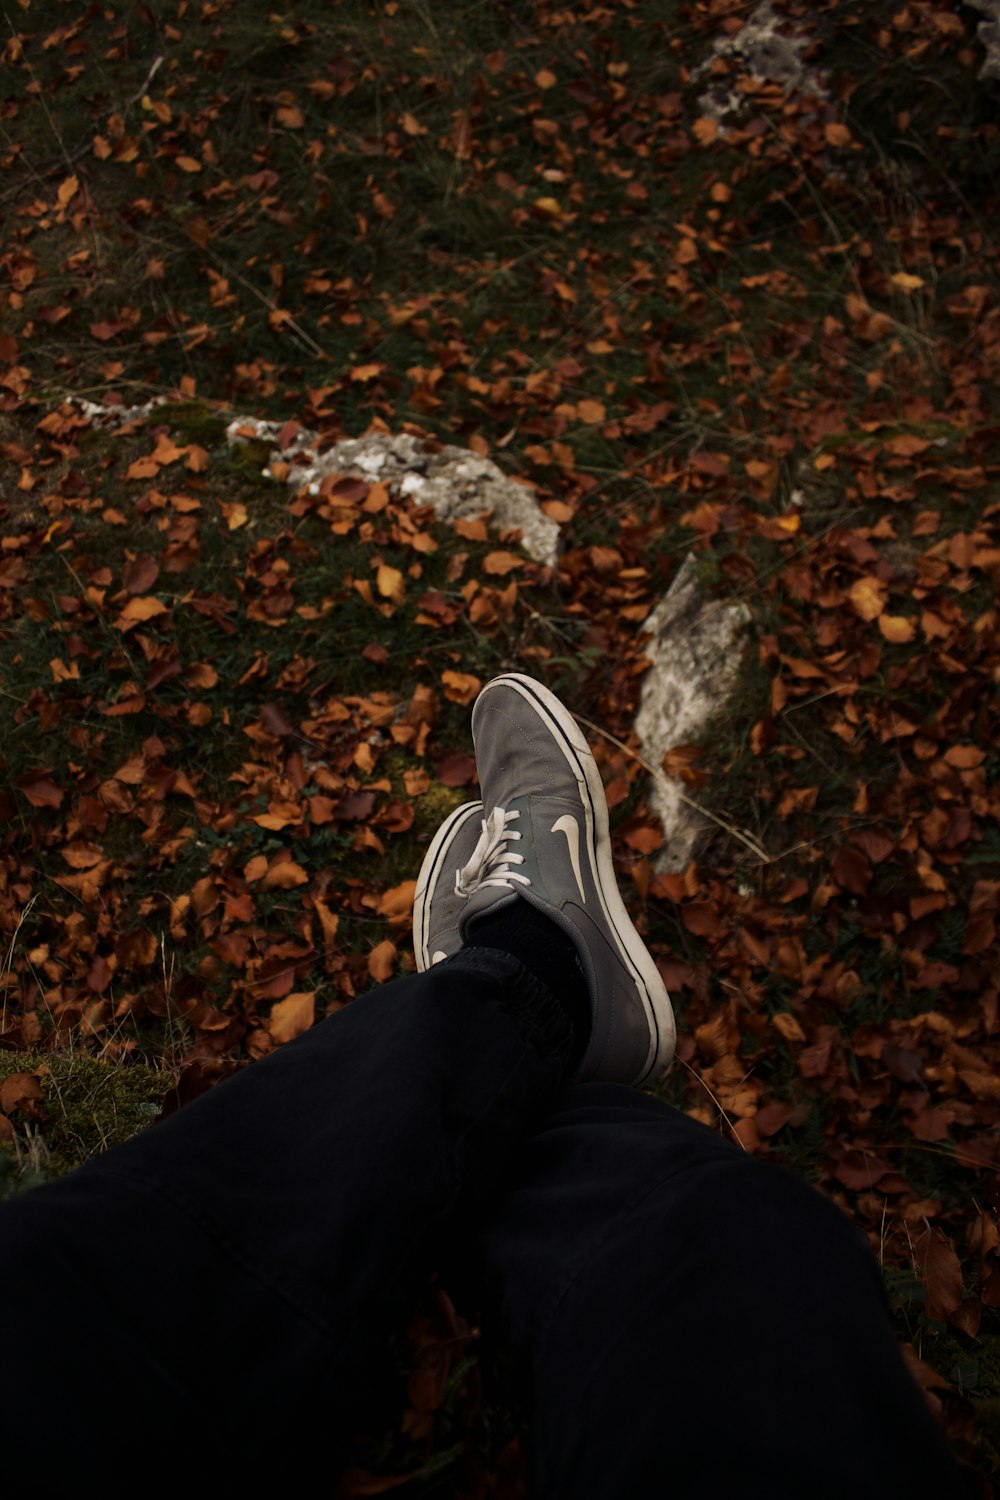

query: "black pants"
left=0, top=949, right=963, bottom=1495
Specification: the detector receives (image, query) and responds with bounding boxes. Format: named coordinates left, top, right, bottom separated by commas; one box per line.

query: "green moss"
left=155, top=401, right=231, bottom=448
left=0, top=1052, right=170, bottom=1198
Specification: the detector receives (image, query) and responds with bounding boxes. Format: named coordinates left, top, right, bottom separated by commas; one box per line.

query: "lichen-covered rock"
left=968, top=0, right=1000, bottom=81
left=692, top=0, right=829, bottom=127
left=634, top=555, right=754, bottom=873
left=226, top=420, right=561, bottom=567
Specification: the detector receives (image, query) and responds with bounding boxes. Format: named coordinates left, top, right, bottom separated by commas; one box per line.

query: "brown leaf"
left=831, top=846, right=872, bottom=895
left=833, top=1151, right=893, bottom=1190
left=122, top=554, right=160, bottom=594
left=914, top=1226, right=964, bottom=1323
left=368, top=939, right=397, bottom=983
left=259, top=702, right=296, bottom=737
left=334, top=791, right=375, bottom=822
left=0, top=1072, right=43, bottom=1118
left=16, top=770, right=65, bottom=809
left=267, top=991, right=315, bottom=1044
left=433, top=750, right=478, bottom=788
left=771, top=1012, right=806, bottom=1044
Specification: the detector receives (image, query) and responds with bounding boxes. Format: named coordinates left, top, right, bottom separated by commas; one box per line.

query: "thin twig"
left=674, top=1055, right=748, bottom=1152
left=571, top=710, right=771, bottom=864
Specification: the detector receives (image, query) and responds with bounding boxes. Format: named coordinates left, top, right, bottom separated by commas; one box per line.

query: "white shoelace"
left=455, top=805, right=531, bottom=899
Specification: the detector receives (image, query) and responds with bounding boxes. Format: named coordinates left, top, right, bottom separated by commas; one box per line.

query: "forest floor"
left=1, top=0, right=999, bottom=1491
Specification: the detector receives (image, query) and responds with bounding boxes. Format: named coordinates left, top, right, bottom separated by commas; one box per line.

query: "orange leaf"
left=623, top=826, right=664, bottom=854
left=944, top=744, right=985, bottom=769
left=577, top=398, right=606, bottom=424
left=267, top=991, right=315, bottom=1044
left=56, top=174, right=79, bottom=208
left=377, top=880, right=417, bottom=928
left=878, top=614, right=916, bottom=643
left=125, top=456, right=160, bottom=480
left=482, top=550, right=523, bottom=576
left=824, top=122, right=852, bottom=147
left=185, top=662, right=218, bottom=689
left=275, top=105, right=304, bottom=129
left=115, top=596, right=167, bottom=633
left=441, top=670, right=481, bottom=705
left=368, top=939, right=397, bottom=983
left=692, top=117, right=717, bottom=145
left=261, top=859, right=309, bottom=890
left=848, top=576, right=887, bottom=621
left=885, top=433, right=930, bottom=456
left=376, top=564, right=405, bottom=604
left=535, top=68, right=557, bottom=88
left=176, top=155, right=202, bottom=172
left=350, top=363, right=384, bottom=383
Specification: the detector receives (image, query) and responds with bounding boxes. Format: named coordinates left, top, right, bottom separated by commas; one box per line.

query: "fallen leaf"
left=376, top=564, right=405, bottom=604
left=115, top=596, right=168, bottom=630
left=16, top=770, right=64, bottom=809
left=377, top=880, right=417, bottom=928
left=368, top=938, right=397, bottom=983
left=440, top=670, right=481, bottom=705
left=267, top=991, right=315, bottom=1043
left=433, top=751, right=478, bottom=787
left=878, top=614, right=916, bottom=643
left=914, top=1226, right=964, bottom=1323
left=0, top=1072, right=43, bottom=1118
left=848, top=576, right=887, bottom=621
left=481, top=551, right=523, bottom=576
left=261, top=859, right=309, bottom=890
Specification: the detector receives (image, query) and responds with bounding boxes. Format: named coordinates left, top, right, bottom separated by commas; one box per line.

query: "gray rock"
left=968, top=0, right=1000, bottom=81
left=692, top=0, right=829, bottom=127
left=634, top=555, right=755, bottom=873
left=226, top=420, right=560, bottom=567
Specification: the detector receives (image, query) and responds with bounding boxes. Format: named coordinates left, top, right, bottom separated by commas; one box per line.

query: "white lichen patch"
left=226, top=420, right=560, bottom=567
left=634, top=554, right=754, bottom=873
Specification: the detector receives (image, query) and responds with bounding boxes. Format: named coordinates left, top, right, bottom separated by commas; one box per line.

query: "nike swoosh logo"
left=551, top=814, right=586, bottom=903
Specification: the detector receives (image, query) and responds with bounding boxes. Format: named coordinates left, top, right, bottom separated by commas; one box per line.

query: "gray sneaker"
left=413, top=800, right=485, bottom=970
left=456, top=672, right=676, bottom=1087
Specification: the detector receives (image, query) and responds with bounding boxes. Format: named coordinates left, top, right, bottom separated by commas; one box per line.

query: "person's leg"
left=0, top=947, right=567, bottom=1486
left=472, top=1084, right=967, bottom=1500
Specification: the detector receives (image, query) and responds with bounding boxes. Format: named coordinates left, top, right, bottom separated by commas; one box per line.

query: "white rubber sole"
left=413, top=800, right=484, bottom=971
left=474, top=673, right=676, bottom=1083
